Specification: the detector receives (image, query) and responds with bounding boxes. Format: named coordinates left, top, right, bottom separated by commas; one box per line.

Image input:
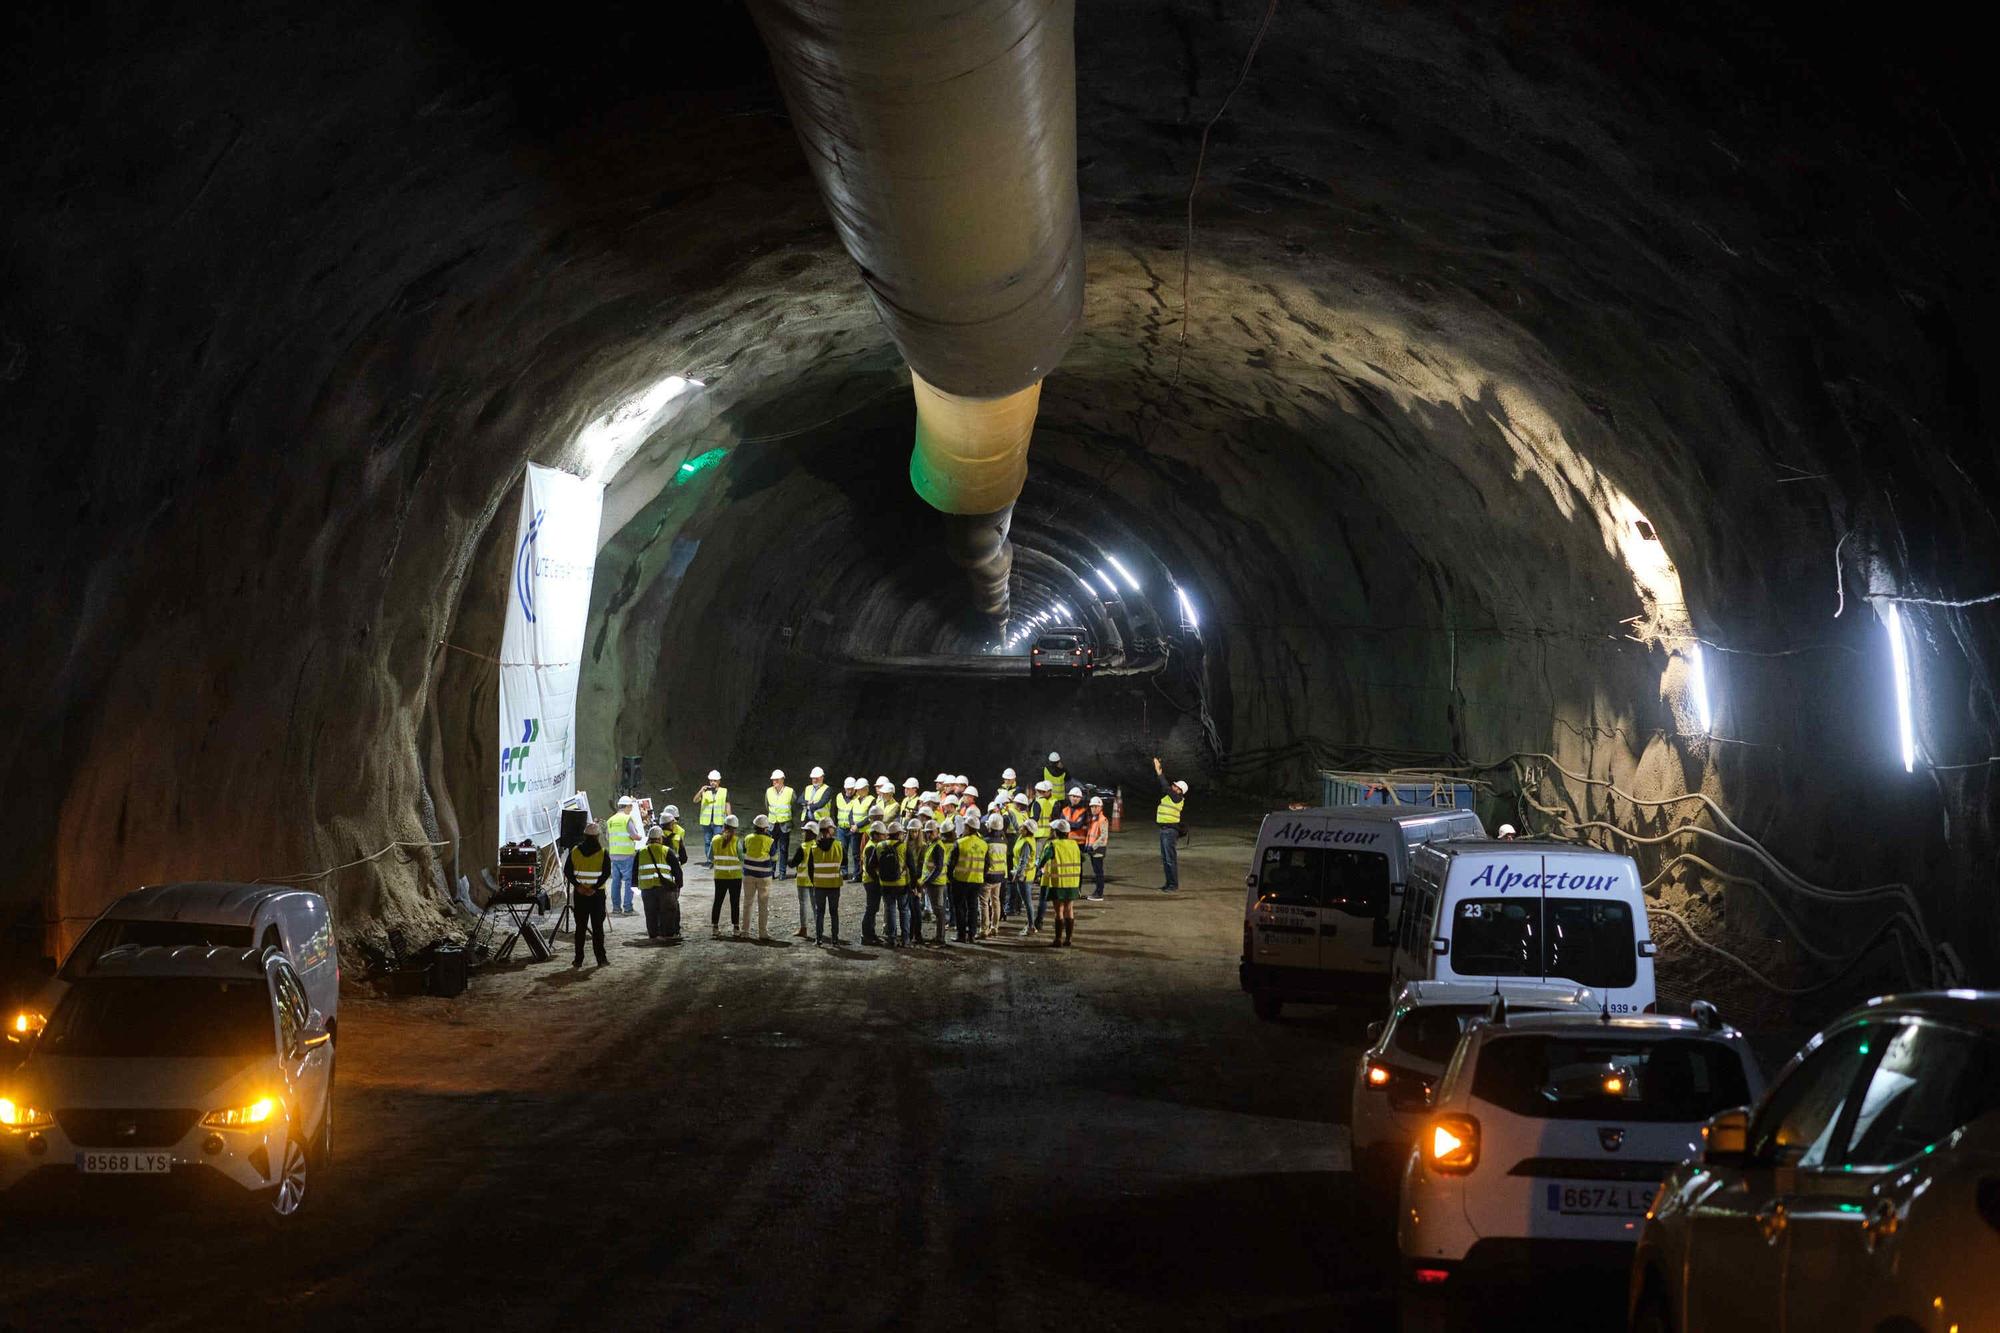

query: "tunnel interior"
left=4, top=0, right=1997, bottom=1014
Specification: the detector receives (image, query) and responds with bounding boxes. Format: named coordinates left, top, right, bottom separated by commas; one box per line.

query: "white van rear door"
left=1251, top=843, right=1322, bottom=972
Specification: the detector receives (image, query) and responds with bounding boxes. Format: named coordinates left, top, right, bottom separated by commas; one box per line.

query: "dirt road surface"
left=3, top=823, right=1410, bottom=1329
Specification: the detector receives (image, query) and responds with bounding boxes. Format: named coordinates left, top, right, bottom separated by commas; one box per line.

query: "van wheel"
left=1253, top=991, right=1283, bottom=1021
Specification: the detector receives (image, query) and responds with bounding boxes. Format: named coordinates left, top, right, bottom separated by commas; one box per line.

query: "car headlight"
left=6, top=1011, right=46, bottom=1043
left=0, top=1097, right=53, bottom=1129
left=201, top=1096, right=279, bottom=1130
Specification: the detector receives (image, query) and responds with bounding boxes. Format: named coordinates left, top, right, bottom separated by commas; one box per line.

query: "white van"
left=1389, top=840, right=1657, bottom=1015
left=1240, top=805, right=1484, bottom=1019
left=8, top=883, right=339, bottom=1050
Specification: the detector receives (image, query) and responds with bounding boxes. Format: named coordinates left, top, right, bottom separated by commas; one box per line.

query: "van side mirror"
left=1700, top=1107, right=1751, bottom=1166
left=1637, top=939, right=1659, bottom=957
left=298, top=1014, right=331, bottom=1053
left=1365, top=1020, right=1385, bottom=1046
left=1430, top=936, right=1449, bottom=957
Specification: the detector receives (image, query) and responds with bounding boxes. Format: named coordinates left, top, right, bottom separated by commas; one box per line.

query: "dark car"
left=1029, top=629, right=1094, bottom=678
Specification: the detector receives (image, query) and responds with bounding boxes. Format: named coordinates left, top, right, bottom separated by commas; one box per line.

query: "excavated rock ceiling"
left=2, top=1, right=1995, bottom=1000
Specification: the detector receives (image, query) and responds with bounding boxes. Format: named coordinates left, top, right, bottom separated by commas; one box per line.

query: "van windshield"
left=1259, top=846, right=1393, bottom=918
left=62, top=919, right=255, bottom=981
left=1451, top=897, right=1637, bottom=989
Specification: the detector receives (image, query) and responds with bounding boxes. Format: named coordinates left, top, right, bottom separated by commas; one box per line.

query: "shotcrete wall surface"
left=3, top=2, right=1995, bottom=1012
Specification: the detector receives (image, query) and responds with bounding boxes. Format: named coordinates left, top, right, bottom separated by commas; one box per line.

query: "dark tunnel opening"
left=1, top=0, right=1997, bottom=1024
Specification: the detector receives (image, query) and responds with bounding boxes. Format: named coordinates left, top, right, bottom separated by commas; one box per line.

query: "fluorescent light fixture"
left=1107, top=555, right=1141, bottom=592
left=1095, top=568, right=1118, bottom=597
left=1887, top=603, right=1917, bottom=773
left=1688, top=643, right=1712, bottom=734
left=1175, top=585, right=1199, bottom=630
left=1056, top=602, right=1072, bottom=620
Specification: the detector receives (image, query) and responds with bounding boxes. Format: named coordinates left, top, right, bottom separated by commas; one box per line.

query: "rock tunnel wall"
left=2, top=1, right=1996, bottom=1011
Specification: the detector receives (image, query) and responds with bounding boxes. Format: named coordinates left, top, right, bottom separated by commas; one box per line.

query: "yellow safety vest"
left=607, top=811, right=639, bottom=856
left=800, top=841, right=845, bottom=888
left=568, top=846, right=609, bottom=891
left=920, top=842, right=946, bottom=885
left=765, top=786, right=794, bottom=822
left=984, top=838, right=1009, bottom=881
left=1047, top=837, right=1082, bottom=889
left=1034, top=795, right=1059, bottom=825
left=874, top=840, right=908, bottom=887
left=900, top=794, right=920, bottom=818
left=667, top=824, right=686, bottom=857
left=952, top=834, right=989, bottom=884
left=1014, top=833, right=1040, bottom=882
left=1042, top=767, right=1066, bottom=788
left=801, top=783, right=830, bottom=822
left=742, top=832, right=776, bottom=877
left=635, top=846, right=676, bottom=886
left=698, top=786, right=729, bottom=822
left=1156, top=794, right=1184, bottom=825
left=710, top=834, right=742, bottom=878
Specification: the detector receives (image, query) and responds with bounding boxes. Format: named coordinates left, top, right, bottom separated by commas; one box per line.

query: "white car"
left=1629, top=989, right=2000, bottom=1332
left=10, top=883, right=338, bottom=1051
left=1351, top=979, right=1595, bottom=1195
left=1397, top=1005, right=1760, bottom=1329
left=1, top=944, right=334, bottom=1217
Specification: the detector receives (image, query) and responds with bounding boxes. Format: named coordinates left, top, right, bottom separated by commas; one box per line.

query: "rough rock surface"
left=2, top=2, right=1995, bottom=1007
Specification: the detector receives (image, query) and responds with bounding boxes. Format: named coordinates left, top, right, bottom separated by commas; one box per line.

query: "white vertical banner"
left=498, top=463, right=604, bottom=845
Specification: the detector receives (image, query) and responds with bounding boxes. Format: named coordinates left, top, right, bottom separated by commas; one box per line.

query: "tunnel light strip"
left=1174, top=585, right=1200, bottom=631
left=1107, top=555, right=1141, bottom=592
left=1688, top=643, right=1712, bottom=734
left=1887, top=603, right=1917, bottom=773
left=1095, top=568, right=1119, bottom=597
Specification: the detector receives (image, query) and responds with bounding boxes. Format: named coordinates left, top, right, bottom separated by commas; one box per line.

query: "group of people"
left=557, top=752, right=1191, bottom=967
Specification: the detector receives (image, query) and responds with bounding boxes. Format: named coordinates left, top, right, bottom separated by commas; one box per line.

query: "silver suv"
left=1630, top=990, right=2000, bottom=1331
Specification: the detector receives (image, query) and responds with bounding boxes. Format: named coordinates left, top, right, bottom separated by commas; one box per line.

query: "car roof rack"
left=1689, top=999, right=1722, bottom=1031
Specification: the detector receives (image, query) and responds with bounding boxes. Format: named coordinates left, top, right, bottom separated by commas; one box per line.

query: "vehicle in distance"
left=1397, top=1002, right=1759, bottom=1330
left=0, top=944, right=335, bottom=1217
left=1029, top=627, right=1094, bottom=678
left=1629, top=989, right=2000, bottom=1333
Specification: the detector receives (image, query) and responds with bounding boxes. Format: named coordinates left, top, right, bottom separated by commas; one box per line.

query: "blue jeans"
left=1034, top=880, right=1050, bottom=928
left=862, top=885, right=883, bottom=941
left=771, top=827, right=792, bottom=878
left=609, top=855, right=637, bottom=912
left=883, top=891, right=907, bottom=945
left=836, top=828, right=856, bottom=877
left=700, top=823, right=721, bottom=865
left=1159, top=827, right=1180, bottom=889
left=812, top=887, right=841, bottom=941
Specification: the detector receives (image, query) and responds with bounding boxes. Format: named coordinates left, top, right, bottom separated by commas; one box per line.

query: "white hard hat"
left=810, top=766, right=824, bottom=778
left=876, top=775, right=892, bottom=788
left=869, top=820, right=885, bottom=834
left=647, top=825, right=665, bottom=840
left=963, top=785, right=978, bottom=797
left=723, top=814, right=739, bottom=828
left=887, top=819, right=904, bottom=833
left=1013, top=793, right=1030, bottom=806
left=1020, top=821, right=1038, bottom=835
left=985, top=814, right=1004, bottom=831
left=1498, top=823, right=1518, bottom=838
left=770, top=769, right=785, bottom=780
left=616, top=795, right=634, bottom=807
left=1050, top=818, right=1070, bottom=832
left=663, top=805, right=679, bottom=819
left=904, top=777, right=919, bottom=789
left=844, top=776, right=858, bottom=787
left=1036, top=780, right=1052, bottom=793
left=1048, top=751, right=1060, bottom=763
left=1068, top=786, right=1082, bottom=798
left=921, top=791, right=938, bottom=803
left=753, top=813, right=770, bottom=828
left=936, top=772, right=950, bottom=783
left=1172, top=780, right=1188, bottom=794
left=1002, top=767, right=1017, bottom=780
left=1089, top=796, right=1103, bottom=807
left=820, top=819, right=836, bottom=832
left=707, top=769, right=721, bottom=781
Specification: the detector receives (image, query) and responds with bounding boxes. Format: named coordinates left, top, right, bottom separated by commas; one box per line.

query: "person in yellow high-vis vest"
left=791, top=819, right=847, bottom=944
left=948, top=820, right=988, bottom=944
left=1037, top=818, right=1084, bottom=946
left=563, top=821, right=612, bottom=968
left=709, top=815, right=743, bottom=936
left=635, top=825, right=683, bottom=940
left=696, top=772, right=731, bottom=868
left=1152, top=756, right=1188, bottom=893
left=741, top=814, right=777, bottom=940
left=764, top=771, right=795, bottom=877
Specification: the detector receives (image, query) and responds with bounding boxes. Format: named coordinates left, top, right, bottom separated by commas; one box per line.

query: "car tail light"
left=1426, top=1113, right=1480, bottom=1174
left=1366, top=1061, right=1392, bottom=1088
left=1413, top=1267, right=1451, bottom=1286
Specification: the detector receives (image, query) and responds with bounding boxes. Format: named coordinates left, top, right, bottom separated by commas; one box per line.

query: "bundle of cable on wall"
left=747, top=0, right=1084, bottom=622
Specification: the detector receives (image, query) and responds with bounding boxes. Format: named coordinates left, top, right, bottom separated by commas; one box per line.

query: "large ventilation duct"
left=748, top=0, right=1083, bottom=622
